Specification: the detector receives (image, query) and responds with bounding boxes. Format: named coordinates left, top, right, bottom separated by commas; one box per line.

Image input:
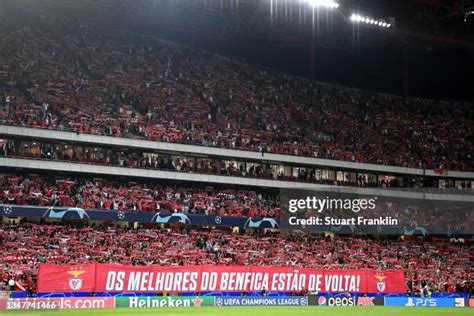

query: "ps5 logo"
left=405, top=298, right=436, bottom=307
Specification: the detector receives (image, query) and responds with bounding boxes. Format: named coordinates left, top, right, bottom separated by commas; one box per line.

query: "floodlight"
left=306, top=0, right=339, bottom=9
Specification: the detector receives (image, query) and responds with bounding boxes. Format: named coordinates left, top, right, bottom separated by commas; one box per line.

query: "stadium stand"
left=0, top=22, right=472, bottom=171
left=0, top=15, right=472, bottom=300
left=0, top=174, right=280, bottom=217
left=0, top=222, right=471, bottom=294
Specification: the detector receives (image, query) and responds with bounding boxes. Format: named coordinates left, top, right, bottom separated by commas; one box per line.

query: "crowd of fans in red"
left=1, top=173, right=472, bottom=233
left=0, top=139, right=399, bottom=188
left=0, top=18, right=472, bottom=298
left=1, top=21, right=472, bottom=171
left=0, top=174, right=280, bottom=217
left=0, top=222, right=471, bottom=294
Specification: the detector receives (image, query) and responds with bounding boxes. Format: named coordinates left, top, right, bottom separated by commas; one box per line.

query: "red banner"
left=37, top=263, right=96, bottom=292
left=37, top=263, right=406, bottom=293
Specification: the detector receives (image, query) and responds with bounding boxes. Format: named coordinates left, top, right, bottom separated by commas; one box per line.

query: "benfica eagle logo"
left=375, top=274, right=386, bottom=292
left=67, top=269, right=85, bottom=290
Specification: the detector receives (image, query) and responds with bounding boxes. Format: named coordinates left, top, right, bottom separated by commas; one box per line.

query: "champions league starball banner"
left=0, top=204, right=279, bottom=229
left=37, top=263, right=406, bottom=293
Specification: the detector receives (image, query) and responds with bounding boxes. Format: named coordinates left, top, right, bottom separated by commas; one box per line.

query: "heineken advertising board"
left=115, top=296, right=214, bottom=308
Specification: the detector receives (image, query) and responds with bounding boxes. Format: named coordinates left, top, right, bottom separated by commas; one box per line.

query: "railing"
left=2, top=156, right=474, bottom=199
left=0, top=152, right=395, bottom=188
left=1, top=124, right=473, bottom=179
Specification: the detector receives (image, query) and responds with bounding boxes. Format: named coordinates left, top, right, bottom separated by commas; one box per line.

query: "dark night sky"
left=188, top=37, right=474, bottom=102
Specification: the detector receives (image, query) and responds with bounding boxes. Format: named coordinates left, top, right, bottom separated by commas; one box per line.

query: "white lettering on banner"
left=219, top=272, right=267, bottom=291
left=308, top=274, right=323, bottom=291
left=270, top=272, right=307, bottom=291
left=173, top=272, right=183, bottom=292
left=105, top=271, right=364, bottom=292
left=105, top=271, right=124, bottom=291
left=200, top=272, right=218, bottom=291
left=164, top=273, right=174, bottom=291
left=128, top=272, right=140, bottom=291
left=220, top=273, right=229, bottom=290
left=142, top=272, right=151, bottom=291
left=105, top=272, right=116, bottom=291
left=324, top=275, right=360, bottom=292
left=124, top=272, right=199, bottom=292
left=154, top=273, right=164, bottom=290
left=188, top=272, right=199, bottom=291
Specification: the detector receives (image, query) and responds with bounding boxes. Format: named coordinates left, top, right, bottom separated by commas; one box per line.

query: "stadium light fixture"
left=465, top=10, right=474, bottom=22
left=305, top=0, right=339, bottom=9
left=350, top=13, right=392, bottom=28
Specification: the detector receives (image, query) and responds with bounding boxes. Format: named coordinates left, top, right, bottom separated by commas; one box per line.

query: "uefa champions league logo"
left=214, top=216, right=222, bottom=224
left=43, top=207, right=90, bottom=219
left=244, top=218, right=279, bottom=228
left=117, top=211, right=126, bottom=220
left=215, top=297, right=223, bottom=306
left=2, top=205, right=13, bottom=215
left=151, top=212, right=191, bottom=224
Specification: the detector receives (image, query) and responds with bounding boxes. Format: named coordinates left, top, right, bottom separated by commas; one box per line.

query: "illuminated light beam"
left=305, top=0, right=339, bottom=9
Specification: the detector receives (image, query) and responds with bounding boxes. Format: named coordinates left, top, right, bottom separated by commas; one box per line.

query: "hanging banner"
left=0, top=204, right=278, bottom=229
left=37, top=263, right=405, bottom=293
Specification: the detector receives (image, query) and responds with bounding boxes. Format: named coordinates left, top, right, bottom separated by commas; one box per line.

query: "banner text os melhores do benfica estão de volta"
left=37, top=263, right=405, bottom=293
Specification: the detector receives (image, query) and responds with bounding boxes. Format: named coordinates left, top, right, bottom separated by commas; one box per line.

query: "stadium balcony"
left=1, top=125, right=473, bottom=189
left=2, top=156, right=474, bottom=199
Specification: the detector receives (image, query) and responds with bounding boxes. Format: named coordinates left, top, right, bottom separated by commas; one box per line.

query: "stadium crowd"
left=1, top=173, right=472, bottom=233
left=0, top=139, right=398, bottom=188
left=0, top=174, right=281, bottom=217
left=0, top=15, right=472, bottom=300
left=0, top=21, right=473, bottom=171
left=0, top=222, right=471, bottom=294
